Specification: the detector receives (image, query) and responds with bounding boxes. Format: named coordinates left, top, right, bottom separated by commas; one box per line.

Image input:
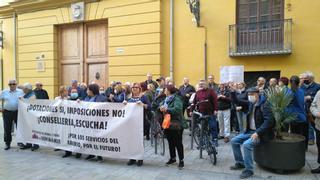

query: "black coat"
left=34, top=89, right=49, bottom=99
left=178, top=84, right=195, bottom=108
left=234, top=89, right=248, bottom=113
left=231, top=91, right=275, bottom=142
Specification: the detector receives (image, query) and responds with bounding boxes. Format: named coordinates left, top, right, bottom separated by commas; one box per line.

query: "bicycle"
left=150, top=111, right=165, bottom=156
left=191, top=100, right=218, bottom=165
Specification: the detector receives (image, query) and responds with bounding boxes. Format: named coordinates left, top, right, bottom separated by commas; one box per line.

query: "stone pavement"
left=0, top=116, right=319, bottom=180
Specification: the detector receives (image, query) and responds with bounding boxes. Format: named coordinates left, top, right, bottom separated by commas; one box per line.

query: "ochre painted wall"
left=162, top=0, right=320, bottom=86
left=14, top=0, right=161, bottom=98
left=1, top=0, right=320, bottom=97
left=1, top=17, right=15, bottom=90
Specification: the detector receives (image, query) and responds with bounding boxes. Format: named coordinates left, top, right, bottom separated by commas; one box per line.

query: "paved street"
left=0, top=116, right=319, bottom=180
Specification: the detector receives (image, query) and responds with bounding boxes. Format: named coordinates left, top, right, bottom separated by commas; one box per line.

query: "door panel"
left=84, top=21, right=108, bottom=88
left=85, top=22, right=108, bottom=62
left=59, top=21, right=108, bottom=88
left=61, top=64, right=81, bottom=86
left=87, top=63, right=108, bottom=89
left=59, top=24, right=83, bottom=86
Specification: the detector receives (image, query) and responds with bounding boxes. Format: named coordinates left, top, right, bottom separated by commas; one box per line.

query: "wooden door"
left=59, top=21, right=108, bottom=88
left=59, top=24, right=83, bottom=86
left=84, top=22, right=108, bottom=89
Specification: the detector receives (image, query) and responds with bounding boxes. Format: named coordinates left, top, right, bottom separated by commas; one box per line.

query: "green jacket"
left=159, top=94, right=184, bottom=130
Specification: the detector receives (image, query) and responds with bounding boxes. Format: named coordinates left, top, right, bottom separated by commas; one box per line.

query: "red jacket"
left=193, top=88, right=218, bottom=115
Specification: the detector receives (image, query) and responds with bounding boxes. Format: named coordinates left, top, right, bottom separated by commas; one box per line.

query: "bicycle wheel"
left=159, top=134, right=165, bottom=156
left=193, top=125, right=201, bottom=146
left=207, top=141, right=217, bottom=165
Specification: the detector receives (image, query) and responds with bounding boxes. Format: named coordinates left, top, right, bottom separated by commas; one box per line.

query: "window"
left=230, top=0, right=289, bottom=55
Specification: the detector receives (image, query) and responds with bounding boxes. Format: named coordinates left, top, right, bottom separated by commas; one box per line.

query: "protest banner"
left=17, top=99, right=144, bottom=160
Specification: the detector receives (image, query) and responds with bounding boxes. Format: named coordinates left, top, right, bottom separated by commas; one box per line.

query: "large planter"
left=253, top=133, right=305, bottom=173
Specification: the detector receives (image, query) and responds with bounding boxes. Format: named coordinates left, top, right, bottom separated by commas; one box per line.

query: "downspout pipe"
left=0, top=20, right=3, bottom=110
left=13, top=12, right=17, bottom=80
left=169, top=0, right=173, bottom=79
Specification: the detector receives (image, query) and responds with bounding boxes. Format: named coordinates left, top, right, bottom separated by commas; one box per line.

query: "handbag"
left=162, top=114, right=171, bottom=129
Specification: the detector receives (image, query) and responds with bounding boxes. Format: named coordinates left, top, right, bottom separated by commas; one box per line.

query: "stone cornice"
left=0, top=0, right=99, bottom=18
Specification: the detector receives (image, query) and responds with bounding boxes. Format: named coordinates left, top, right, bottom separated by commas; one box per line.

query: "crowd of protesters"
left=1, top=70, right=320, bottom=178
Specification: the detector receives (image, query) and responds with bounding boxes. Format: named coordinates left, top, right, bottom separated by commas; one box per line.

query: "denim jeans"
left=236, top=111, right=247, bottom=134
left=208, top=115, right=218, bottom=141
left=231, top=130, right=259, bottom=172
left=309, top=122, right=315, bottom=140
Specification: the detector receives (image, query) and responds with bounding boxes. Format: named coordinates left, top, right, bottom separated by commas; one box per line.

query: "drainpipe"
left=0, top=20, right=3, bottom=111
left=200, top=26, right=207, bottom=80
left=13, top=12, right=17, bottom=80
left=169, top=0, right=174, bottom=80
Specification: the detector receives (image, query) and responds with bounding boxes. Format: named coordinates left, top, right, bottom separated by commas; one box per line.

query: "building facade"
left=0, top=0, right=319, bottom=97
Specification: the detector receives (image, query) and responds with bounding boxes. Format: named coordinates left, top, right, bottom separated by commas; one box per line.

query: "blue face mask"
left=70, top=93, right=78, bottom=99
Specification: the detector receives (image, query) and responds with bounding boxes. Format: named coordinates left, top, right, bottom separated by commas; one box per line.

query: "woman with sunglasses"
left=123, top=83, right=151, bottom=167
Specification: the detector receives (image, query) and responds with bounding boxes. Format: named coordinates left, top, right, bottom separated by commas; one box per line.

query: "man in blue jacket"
left=230, top=86, right=275, bottom=179
left=300, top=71, right=320, bottom=145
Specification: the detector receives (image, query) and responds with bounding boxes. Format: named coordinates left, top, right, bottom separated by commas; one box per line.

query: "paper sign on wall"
left=220, top=65, right=244, bottom=83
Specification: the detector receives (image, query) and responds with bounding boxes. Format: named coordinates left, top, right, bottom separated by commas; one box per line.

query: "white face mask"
left=248, top=95, right=257, bottom=103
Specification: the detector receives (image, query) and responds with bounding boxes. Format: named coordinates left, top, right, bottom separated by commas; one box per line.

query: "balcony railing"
left=229, top=19, right=292, bottom=56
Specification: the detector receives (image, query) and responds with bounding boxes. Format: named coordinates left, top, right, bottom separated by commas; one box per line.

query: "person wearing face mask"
left=56, top=87, right=82, bottom=158
left=68, top=80, right=82, bottom=100
left=300, top=71, right=320, bottom=146
left=230, top=87, right=275, bottom=179
left=109, top=84, right=125, bottom=103
left=234, top=82, right=248, bottom=134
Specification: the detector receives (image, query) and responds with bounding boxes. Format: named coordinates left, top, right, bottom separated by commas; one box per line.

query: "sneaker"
left=62, top=151, right=72, bottom=158
left=20, top=144, right=31, bottom=150
left=127, top=159, right=136, bottom=166
left=309, top=140, right=315, bottom=145
left=31, top=145, right=39, bottom=151
left=213, top=139, right=219, bottom=147
left=230, top=163, right=245, bottom=170
left=224, top=137, right=230, bottom=143
left=75, top=153, right=82, bottom=159
left=137, top=160, right=143, bottom=167
left=85, top=155, right=95, bottom=160
left=4, top=144, right=10, bottom=150
left=97, top=156, right=103, bottom=162
left=240, top=170, right=254, bottom=179
left=165, top=159, right=176, bottom=166
left=311, top=166, right=320, bottom=174
left=178, top=160, right=184, bottom=170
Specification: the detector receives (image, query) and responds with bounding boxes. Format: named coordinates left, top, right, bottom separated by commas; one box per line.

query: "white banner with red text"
left=17, top=99, right=144, bottom=160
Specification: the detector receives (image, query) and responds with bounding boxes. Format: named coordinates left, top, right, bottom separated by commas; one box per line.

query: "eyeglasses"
left=8, top=84, right=16, bottom=86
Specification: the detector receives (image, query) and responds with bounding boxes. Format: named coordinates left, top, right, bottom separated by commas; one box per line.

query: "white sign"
left=220, top=65, right=244, bottom=83
left=17, top=99, right=144, bottom=160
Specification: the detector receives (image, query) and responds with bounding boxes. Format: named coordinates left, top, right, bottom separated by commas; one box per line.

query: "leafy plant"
left=265, top=87, right=297, bottom=139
